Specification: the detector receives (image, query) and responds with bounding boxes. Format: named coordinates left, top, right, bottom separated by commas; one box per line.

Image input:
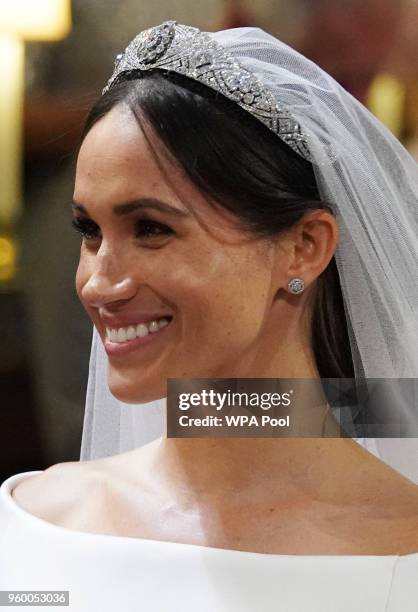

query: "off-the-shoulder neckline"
left=2, top=470, right=418, bottom=559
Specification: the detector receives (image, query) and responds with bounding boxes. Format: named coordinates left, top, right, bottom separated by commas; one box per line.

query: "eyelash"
left=71, top=217, right=173, bottom=241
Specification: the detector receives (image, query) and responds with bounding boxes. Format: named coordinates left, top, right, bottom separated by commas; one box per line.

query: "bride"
left=2, top=21, right=418, bottom=611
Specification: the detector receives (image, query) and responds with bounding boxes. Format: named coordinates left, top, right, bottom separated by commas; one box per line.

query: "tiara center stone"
left=137, top=21, right=176, bottom=65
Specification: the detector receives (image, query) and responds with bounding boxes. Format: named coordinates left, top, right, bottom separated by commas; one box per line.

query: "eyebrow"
left=71, top=197, right=190, bottom=218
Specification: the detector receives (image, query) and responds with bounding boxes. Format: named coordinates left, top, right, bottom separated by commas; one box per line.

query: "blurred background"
left=1, top=0, right=418, bottom=482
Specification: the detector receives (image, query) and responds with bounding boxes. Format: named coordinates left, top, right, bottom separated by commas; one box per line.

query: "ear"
left=273, top=210, right=339, bottom=293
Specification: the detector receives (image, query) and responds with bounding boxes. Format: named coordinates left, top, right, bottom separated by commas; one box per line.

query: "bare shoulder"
left=340, top=450, right=418, bottom=554
left=10, top=449, right=150, bottom=537
left=11, top=460, right=109, bottom=527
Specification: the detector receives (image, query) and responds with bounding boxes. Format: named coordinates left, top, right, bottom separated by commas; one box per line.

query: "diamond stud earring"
left=287, top=278, right=305, bottom=294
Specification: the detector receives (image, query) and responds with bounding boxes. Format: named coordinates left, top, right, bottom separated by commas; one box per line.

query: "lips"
left=103, top=315, right=173, bottom=356
left=100, top=313, right=174, bottom=328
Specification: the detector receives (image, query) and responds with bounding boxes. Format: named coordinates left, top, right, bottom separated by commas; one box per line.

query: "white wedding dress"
left=1, top=470, right=418, bottom=612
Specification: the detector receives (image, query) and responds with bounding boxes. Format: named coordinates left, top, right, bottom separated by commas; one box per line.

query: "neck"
left=142, top=429, right=363, bottom=506
left=132, top=303, right=353, bottom=505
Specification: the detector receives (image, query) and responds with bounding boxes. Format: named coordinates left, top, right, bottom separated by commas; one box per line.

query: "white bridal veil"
left=80, top=23, right=418, bottom=483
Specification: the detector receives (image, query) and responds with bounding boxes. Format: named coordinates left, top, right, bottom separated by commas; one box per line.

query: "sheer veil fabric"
left=80, top=329, right=418, bottom=483
left=80, top=25, right=418, bottom=483
left=80, top=327, right=166, bottom=458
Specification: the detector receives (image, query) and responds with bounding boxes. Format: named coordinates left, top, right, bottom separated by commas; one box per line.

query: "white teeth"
left=126, top=326, right=137, bottom=340
left=136, top=323, right=149, bottom=338
left=106, top=317, right=172, bottom=343
left=117, top=328, right=127, bottom=342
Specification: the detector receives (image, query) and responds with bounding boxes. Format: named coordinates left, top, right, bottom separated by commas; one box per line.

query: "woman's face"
left=74, top=105, right=289, bottom=403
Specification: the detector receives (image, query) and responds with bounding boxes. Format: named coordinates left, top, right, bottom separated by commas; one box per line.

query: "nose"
left=79, top=248, right=137, bottom=308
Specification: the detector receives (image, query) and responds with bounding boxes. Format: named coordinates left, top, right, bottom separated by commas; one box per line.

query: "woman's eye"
left=135, top=219, right=173, bottom=239
left=71, top=217, right=100, bottom=241
left=71, top=216, right=173, bottom=243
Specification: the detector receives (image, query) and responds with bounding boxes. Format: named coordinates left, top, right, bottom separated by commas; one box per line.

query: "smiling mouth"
left=105, top=316, right=173, bottom=343
left=103, top=316, right=173, bottom=356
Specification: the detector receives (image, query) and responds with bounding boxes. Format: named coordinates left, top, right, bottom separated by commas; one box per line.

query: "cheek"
left=165, top=249, right=269, bottom=345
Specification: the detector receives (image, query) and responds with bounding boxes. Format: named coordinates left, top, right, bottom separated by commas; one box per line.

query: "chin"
left=107, top=370, right=166, bottom=405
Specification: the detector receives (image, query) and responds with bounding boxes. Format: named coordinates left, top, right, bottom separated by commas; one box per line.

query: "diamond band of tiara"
left=103, top=21, right=312, bottom=161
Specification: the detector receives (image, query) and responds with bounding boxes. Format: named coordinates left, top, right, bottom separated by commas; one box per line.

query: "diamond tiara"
left=103, top=20, right=312, bottom=161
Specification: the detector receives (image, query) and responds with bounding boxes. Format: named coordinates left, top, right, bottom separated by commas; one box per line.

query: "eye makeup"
left=71, top=216, right=174, bottom=241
